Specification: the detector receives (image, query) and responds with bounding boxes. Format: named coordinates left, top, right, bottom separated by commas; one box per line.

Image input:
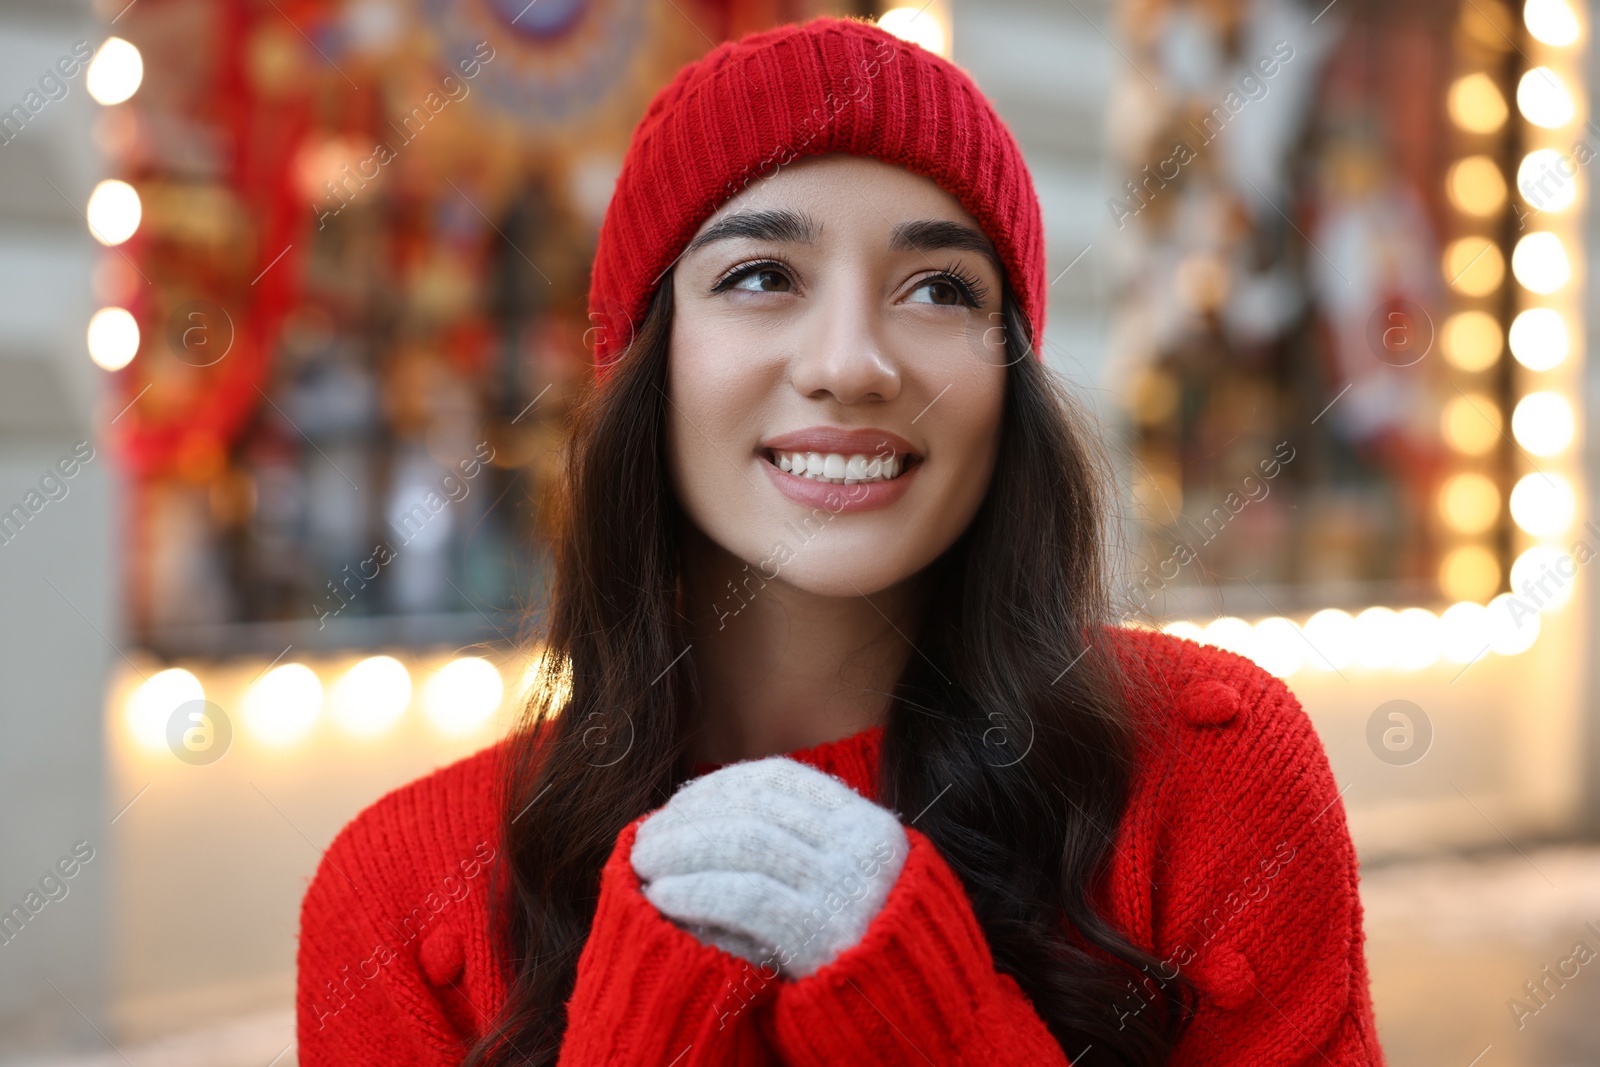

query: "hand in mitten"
left=629, top=755, right=909, bottom=978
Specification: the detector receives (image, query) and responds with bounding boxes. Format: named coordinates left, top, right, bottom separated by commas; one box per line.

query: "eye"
left=909, top=277, right=969, bottom=306
left=713, top=260, right=795, bottom=294
left=906, top=261, right=990, bottom=308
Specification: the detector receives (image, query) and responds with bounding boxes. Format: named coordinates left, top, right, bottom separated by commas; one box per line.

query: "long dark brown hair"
left=462, top=270, right=1195, bottom=1065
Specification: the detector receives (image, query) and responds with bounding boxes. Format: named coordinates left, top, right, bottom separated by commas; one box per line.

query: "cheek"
left=882, top=335, right=1005, bottom=578
left=665, top=317, right=770, bottom=529
left=664, top=338, right=709, bottom=509
left=669, top=318, right=744, bottom=446
left=932, top=361, right=1006, bottom=517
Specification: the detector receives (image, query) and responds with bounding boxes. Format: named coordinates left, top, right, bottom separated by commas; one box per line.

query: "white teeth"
left=770, top=450, right=909, bottom=484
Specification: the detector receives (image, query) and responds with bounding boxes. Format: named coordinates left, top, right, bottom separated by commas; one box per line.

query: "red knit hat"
left=586, top=15, right=1047, bottom=379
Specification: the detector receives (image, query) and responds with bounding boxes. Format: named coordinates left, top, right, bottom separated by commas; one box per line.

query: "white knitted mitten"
left=630, top=755, right=909, bottom=978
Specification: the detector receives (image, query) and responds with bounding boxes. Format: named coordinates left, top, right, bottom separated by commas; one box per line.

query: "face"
left=666, top=153, right=1009, bottom=599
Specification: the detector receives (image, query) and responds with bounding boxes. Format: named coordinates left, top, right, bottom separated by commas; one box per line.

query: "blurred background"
left=0, top=0, right=1597, bottom=1062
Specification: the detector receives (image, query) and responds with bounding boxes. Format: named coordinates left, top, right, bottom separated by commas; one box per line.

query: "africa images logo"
left=166, top=699, right=233, bottom=766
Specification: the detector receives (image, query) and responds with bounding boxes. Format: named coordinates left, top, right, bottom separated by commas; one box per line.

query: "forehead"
left=694, top=152, right=983, bottom=238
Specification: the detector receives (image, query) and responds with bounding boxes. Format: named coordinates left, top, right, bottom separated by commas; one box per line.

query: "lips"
left=767, top=449, right=909, bottom=484
left=756, top=425, right=922, bottom=513
left=758, top=425, right=922, bottom=486
left=758, top=426, right=920, bottom=465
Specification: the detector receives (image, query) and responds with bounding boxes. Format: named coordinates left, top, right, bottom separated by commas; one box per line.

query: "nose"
left=787, top=278, right=902, bottom=404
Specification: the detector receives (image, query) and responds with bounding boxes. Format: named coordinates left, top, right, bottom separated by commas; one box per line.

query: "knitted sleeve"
left=759, top=648, right=1386, bottom=1067
left=1142, top=664, right=1386, bottom=1066
left=296, top=792, right=779, bottom=1066
left=555, top=813, right=782, bottom=1066
left=759, top=824, right=1072, bottom=1066
left=295, top=828, right=473, bottom=1066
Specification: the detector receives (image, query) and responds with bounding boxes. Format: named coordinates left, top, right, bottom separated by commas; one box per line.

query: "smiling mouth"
left=763, top=448, right=921, bottom=485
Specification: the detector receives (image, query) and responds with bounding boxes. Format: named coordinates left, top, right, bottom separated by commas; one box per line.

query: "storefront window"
left=1106, top=0, right=1570, bottom=624
left=103, top=0, right=800, bottom=656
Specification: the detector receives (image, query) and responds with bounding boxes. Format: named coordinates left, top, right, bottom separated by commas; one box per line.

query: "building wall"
left=954, top=0, right=1116, bottom=392
left=0, top=0, right=116, bottom=1057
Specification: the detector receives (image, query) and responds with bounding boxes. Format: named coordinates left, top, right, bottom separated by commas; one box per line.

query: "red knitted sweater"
left=296, top=629, right=1385, bottom=1065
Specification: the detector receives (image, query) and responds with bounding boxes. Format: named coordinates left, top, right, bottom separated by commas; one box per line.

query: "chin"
left=683, top=469, right=988, bottom=602
left=725, top=513, right=951, bottom=598
left=760, top=554, right=922, bottom=600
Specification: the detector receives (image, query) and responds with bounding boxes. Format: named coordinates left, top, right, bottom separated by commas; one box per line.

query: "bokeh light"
left=1447, top=156, right=1506, bottom=216
left=1517, top=67, right=1576, bottom=128
left=86, top=37, right=143, bottom=105
left=331, top=656, right=412, bottom=736
left=1440, top=545, right=1502, bottom=602
left=1511, top=392, right=1575, bottom=456
left=1448, top=72, right=1508, bottom=133
left=1392, top=608, right=1443, bottom=671
left=1487, top=593, right=1541, bottom=655
left=87, top=307, right=139, bottom=370
left=1302, top=608, right=1358, bottom=671
left=1510, top=545, right=1576, bottom=610
left=1509, top=472, right=1576, bottom=536
left=1161, top=620, right=1205, bottom=643
left=1438, top=472, right=1501, bottom=535
left=1354, top=607, right=1402, bottom=670
left=1509, top=308, right=1568, bottom=370
left=1512, top=232, right=1572, bottom=294
left=1517, top=148, right=1578, bottom=212
left=86, top=180, right=141, bottom=246
left=1441, top=310, right=1502, bottom=371
left=1525, top=0, right=1581, bottom=46
left=1200, top=616, right=1256, bottom=659
left=1442, top=393, right=1501, bottom=456
left=1251, top=617, right=1305, bottom=677
left=1443, top=236, right=1505, bottom=296
left=242, top=663, right=323, bottom=746
left=422, top=657, right=504, bottom=735
left=127, top=668, right=203, bottom=752
left=1439, top=601, right=1492, bottom=663
left=878, top=7, right=948, bottom=56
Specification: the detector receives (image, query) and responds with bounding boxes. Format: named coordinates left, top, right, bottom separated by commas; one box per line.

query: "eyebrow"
left=887, top=218, right=1002, bottom=276
left=684, top=209, right=819, bottom=255
left=683, top=208, right=1002, bottom=276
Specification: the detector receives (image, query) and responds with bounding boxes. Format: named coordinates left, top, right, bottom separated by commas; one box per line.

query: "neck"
left=679, top=524, right=922, bottom=766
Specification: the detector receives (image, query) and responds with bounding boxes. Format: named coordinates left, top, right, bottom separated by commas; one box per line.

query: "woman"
left=297, top=16, right=1383, bottom=1067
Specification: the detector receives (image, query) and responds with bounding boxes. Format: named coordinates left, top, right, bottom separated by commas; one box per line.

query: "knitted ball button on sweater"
left=1175, top=678, right=1243, bottom=726
left=419, top=930, right=464, bottom=987
left=1195, top=942, right=1259, bottom=1010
